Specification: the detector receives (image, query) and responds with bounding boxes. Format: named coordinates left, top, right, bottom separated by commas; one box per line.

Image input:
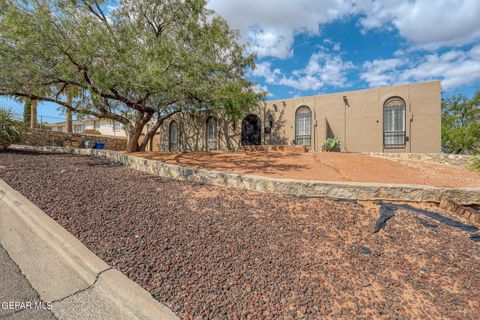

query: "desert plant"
left=322, top=137, right=341, bottom=152
left=83, top=129, right=102, bottom=135
left=0, top=108, right=22, bottom=150
left=470, top=158, right=480, bottom=172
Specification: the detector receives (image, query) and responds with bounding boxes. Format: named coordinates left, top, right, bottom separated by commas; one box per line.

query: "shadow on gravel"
left=4, top=149, right=68, bottom=157
left=85, top=160, right=123, bottom=168
left=373, top=201, right=480, bottom=241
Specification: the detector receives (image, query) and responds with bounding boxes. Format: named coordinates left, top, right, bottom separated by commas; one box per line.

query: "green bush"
left=0, top=108, right=23, bottom=150
left=470, top=158, right=480, bottom=172
left=322, top=137, right=341, bottom=152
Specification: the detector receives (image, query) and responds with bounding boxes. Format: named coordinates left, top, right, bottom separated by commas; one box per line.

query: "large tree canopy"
left=0, top=0, right=264, bottom=152
left=441, top=91, right=480, bottom=154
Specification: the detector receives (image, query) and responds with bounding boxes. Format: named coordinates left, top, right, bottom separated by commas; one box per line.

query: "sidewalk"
left=0, top=244, right=55, bottom=320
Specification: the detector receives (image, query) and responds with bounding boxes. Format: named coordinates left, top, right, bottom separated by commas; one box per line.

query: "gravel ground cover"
left=1, top=150, right=479, bottom=319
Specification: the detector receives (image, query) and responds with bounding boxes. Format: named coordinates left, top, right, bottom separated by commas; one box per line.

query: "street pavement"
left=0, top=244, right=56, bottom=320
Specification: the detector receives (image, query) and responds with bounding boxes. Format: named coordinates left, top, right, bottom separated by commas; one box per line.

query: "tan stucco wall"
left=147, top=81, right=441, bottom=153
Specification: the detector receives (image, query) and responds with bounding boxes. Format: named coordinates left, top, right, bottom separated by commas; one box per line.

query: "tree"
left=22, top=98, right=32, bottom=127
left=61, top=86, right=82, bottom=133
left=441, top=91, right=480, bottom=154
left=30, top=99, right=38, bottom=128
left=0, top=0, right=264, bottom=152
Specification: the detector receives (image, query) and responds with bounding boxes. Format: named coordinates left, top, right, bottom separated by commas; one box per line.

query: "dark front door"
left=241, top=114, right=261, bottom=146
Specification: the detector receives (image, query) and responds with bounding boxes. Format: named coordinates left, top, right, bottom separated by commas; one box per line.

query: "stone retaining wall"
left=12, top=145, right=480, bottom=205
left=21, top=129, right=127, bottom=151
left=362, top=152, right=476, bottom=168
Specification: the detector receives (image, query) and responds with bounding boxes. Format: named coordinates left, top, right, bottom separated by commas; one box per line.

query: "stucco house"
left=48, top=118, right=127, bottom=137
left=145, top=80, right=441, bottom=153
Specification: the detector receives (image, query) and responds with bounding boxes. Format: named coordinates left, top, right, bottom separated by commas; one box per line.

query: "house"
left=48, top=118, right=127, bottom=137
left=145, top=81, right=441, bottom=153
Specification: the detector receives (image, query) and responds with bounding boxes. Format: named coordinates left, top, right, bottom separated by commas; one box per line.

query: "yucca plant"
left=322, top=137, right=341, bottom=152
left=470, top=157, right=480, bottom=172
left=0, top=108, right=22, bottom=150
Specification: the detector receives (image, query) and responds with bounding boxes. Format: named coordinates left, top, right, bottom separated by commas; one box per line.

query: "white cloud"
left=208, top=0, right=480, bottom=58
left=252, top=62, right=282, bottom=83
left=208, top=0, right=354, bottom=59
left=360, top=58, right=404, bottom=87
left=252, top=52, right=354, bottom=91
left=355, top=0, right=480, bottom=49
left=360, top=45, right=480, bottom=90
left=253, top=83, right=273, bottom=97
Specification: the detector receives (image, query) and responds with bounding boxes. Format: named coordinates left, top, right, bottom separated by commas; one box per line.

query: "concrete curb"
left=11, top=145, right=480, bottom=205
left=0, top=179, right=178, bottom=320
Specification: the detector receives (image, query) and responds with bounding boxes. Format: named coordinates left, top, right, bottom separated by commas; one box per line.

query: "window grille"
left=383, top=98, right=406, bottom=149
left=295, top=106, right=312, bottom=146
left=169, top=121, right=179, bottom=152
left=206, top=117, right=218, bottom=151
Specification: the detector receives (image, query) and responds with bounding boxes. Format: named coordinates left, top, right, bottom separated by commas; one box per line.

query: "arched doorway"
left=241, top=114, right=261, bottom=146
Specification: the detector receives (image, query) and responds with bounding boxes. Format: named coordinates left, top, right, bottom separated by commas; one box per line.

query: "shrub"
left=322, top=137, right=341, bottom=152
left=0, top=108, right=23, bottom=150
left=83, top=129, right=102, bottom=135
left=470, top=158, right=480, bottom=172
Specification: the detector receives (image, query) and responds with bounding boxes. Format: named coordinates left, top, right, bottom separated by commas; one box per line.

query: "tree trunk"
left=137, top=111, right=180, bottom=152
left=125, top=112, right=153, bottom=153
left=64, top=90, right=74, bottom=132
left=23, top=99, right=31, bottom=127
left=66, top=110, right=73, bottom=133
left=138, top=120, right=163, bottom=152
left=30, top=100, right=37, bottom=129
left=66, top=92, right=73, bottom=133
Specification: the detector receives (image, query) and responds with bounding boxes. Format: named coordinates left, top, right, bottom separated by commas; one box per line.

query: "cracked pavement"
left=0, top=244, right=56, bottom=320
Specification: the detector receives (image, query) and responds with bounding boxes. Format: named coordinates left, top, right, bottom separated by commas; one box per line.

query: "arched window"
left=267, top=113, right=274, bottom=128
left=206, top=116, right=218, bottom=151
left=295, top=106, right=312, bottom=146
left=169, top=121, right=179, bottom=152
left=383, top=97, right=406, bottom=149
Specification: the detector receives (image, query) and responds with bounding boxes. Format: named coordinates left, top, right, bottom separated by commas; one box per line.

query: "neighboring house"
left=146, top=80, right=441, bottom=153
left=48, top=118, right=127, bottom=137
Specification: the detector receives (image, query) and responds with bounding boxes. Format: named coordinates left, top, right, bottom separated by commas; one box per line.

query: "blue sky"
left=3, top=0, right=480, bottom=122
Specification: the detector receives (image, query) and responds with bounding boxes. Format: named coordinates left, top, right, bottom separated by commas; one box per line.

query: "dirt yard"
left=1, top=150, right=479, bottom=319
left=132, top=151, right=480, bottom=188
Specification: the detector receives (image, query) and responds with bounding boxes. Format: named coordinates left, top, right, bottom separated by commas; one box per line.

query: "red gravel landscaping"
left=1, top=150, right=479, bottom=319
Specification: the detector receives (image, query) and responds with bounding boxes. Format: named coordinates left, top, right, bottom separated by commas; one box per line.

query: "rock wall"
left=12, top=145, right=480, bottom=205
left=20, top=129, right=127, bottom=151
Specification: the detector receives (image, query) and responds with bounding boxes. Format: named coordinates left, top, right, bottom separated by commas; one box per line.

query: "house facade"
left=48, top=118, right=127, bottom=137
left=146, top=81, right=441, bottom=153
